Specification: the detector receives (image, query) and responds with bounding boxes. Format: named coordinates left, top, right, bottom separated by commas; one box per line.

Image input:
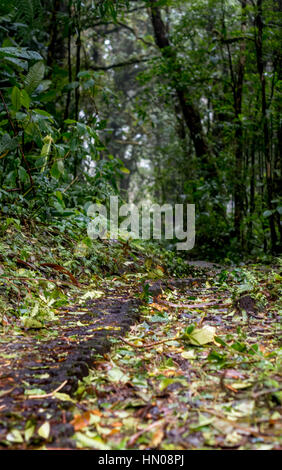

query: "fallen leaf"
left=150, top=428, right=164, bottom=447
left=107, top=367, right=130, bottom=383
left=71, top=412, right=91, bottom=431
left=185, top=325, right=216, bottom=346
left=38, top=421, right=50, bottom=439
left=6, top=429, right=24, bottom=443
left=75, top=432, right=111, bottom=450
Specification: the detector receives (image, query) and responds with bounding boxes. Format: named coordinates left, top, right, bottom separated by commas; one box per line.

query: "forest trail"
left=0, top=280, right=141, bottom=448
left=0, top=266, right=281, bottom=450
left=1, top=0, right=281, bottom=453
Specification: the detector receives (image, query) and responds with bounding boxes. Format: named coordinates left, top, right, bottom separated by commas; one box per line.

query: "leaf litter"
left=0, top=225, right=281, bottom=450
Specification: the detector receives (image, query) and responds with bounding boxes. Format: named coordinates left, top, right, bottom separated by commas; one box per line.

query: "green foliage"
left=0, top=53, right=125, bottom=222
left=24, top=61, right=45, bottom=95
left=0, top=0, right=281, bottom=260
left=0, top=0, right=132, bottom=227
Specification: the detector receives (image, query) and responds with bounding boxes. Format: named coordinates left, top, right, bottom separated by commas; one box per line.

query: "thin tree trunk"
left=272, top=0, right=282, bottom=248
left=274, top=119, right=282, bottom=245
left=47, top=0, right=60, bottom=69
left=255, top=0, right=277, bottom=252
left=233, top=0, right=247, bottom=246
left=64, top=3, right=72, bottom=121
left=75, top=2, right=81, bottom=122
left=247, top=134, right=256, bottom=249
left=150, top=0, right=216, bottom=178
left=47, top=0, right=65, bottom=72
left=74, top=0, right=81, bottom=177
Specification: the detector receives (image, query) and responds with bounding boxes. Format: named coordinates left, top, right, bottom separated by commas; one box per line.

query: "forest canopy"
left=0, top=0, right=281, bottom=260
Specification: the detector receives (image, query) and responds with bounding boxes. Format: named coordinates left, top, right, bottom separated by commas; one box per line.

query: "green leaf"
left=159, top=377, right=185, bottom=391
left=77, top=71, right=92, bottom=78
left=263, top=210, right=273, bottom=218
left=64, top=119, right=77, bottom=124
left=6, top=169, right=17, bottom=186
left=4, top=56, right=28, bottom=70
left=11, top=86, right=21, bottom=111
left=50, top=160, right=64, bottom=179
left=25, top=388, right=46, bottom=396
left=55, top=190, right=63, bottom=202
left=65, top=81, right=79, bottom=90
left=0, top=134, right=18, bottom=153
left=18, top=166, right=29, bottom=184
left=83, top=79, right=95, bottom=89
left=272, top=391, right=282, bottom=404
left=24, top=425, right=35, bottom=442
left=51, top=210, right=74, bottom=217
left=107, top=367, right=129, bottom=383
left=75, top=432, right=111, bottom=450
left=207, top=350, right=226, bottom=363
left=214, top=336, right=227, bottom=347
left=231, top=341, right=247, bottom=352
left=20, top=89, right=31, bottom=109
left=184, top=325, right=195, bottom=335
left=40, top=135, right=53, bottom=172
left=120, top=167, right=130, bottom=174
left=57, top=159, right=64, bottom=174
left=24, top=61, right=45, bottom=95
left=21, top=318, right=44, bottom=329
left=53, top=392, right=75, bottom=402
left=0, top=47, right=42, bottom=61
left=33, top=108, right=53, bottom=118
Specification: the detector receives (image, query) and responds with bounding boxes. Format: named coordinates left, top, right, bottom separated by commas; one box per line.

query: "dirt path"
left=0, top=284, right=141, bottom=448
left=0, top=269, right=281, bottom=450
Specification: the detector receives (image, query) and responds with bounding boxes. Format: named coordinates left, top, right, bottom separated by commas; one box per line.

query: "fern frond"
left=24, top=61, right=45, bottom=95
left=17, top=0, right=34, bottom=26
left=0, top=0, right=16, bottom=15
left=13, top=0, right=42, bottom=27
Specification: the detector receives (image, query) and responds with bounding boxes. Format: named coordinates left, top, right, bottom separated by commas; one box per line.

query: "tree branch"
left=89, top=56, right=155, bottom=71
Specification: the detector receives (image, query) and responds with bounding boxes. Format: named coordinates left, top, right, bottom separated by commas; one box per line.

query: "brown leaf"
left=40, top=263, right=80, bottom=286
left=150, top=428, right=164, bottom=447
left=16, top=258, right=37, bottom=271
left=70, top=411, right=91, bottom=431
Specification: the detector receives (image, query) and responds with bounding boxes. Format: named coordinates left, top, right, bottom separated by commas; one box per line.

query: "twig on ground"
left=28, top=380, right=68, bottom=399
left=127, top=419, right=165, bottom=447
left=119, top=335, right=179, bottom=350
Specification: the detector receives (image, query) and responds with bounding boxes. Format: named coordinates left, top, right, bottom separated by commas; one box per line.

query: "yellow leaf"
left=188, top=325, right=216, bottom=345
left=181, top=350, right=196, bottom=359
left=38, top=421, right=50, bottom=439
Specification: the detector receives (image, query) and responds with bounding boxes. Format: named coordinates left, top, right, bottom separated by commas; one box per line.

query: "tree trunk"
left=47, top=0, right=65, bottom=71
left=255, top=0, right=277, bottom=252
left=74, top=0, right=81, bottom=177
left=233, top=0, right=247, bottom=244
left=150, top=0, right=216, bottom=178
left=75, top=1, right=81, bottom=122
left=64, top=3, right=73, bottom=121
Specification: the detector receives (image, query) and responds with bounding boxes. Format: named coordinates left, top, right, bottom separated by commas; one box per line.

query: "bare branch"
left=89, top=56, right=155, bottom=71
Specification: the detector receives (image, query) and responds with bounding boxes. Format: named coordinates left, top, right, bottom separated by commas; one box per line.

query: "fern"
left=0, top=0, right=15, bottom=15
left=32, top=0, right=42, bottom=19
left=24, top=61, right=45, bottom=95
left=9, top=0, right=43, bottom=27
left=18, top=0, right=34, bottom=25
